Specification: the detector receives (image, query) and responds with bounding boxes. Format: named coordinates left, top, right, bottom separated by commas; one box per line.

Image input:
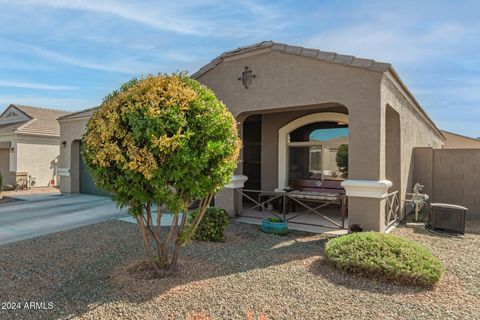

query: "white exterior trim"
left=224, top=175, right=248, bottom=189
left=430, top=203, right=468, bottom=211
left=277, top=112, right=349, bottom=189
left=341, top=179, right=393, bottom=199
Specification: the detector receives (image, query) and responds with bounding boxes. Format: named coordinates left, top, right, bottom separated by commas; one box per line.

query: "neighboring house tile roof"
left=0, top=104, right=70, bottom=137
left=442, top=130, right=480, bottom=141
left=191, top=40, right=390, bottom=79
left=57, top=106, right=97, bottom=121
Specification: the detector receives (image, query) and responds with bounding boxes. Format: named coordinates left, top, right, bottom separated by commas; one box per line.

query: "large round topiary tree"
left=82, top=74, right=241, bottom=276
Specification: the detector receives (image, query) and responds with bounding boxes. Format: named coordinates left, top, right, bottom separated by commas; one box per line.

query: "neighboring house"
left=57, top=107, right=110, bottom=196
left=442, top=130, right=480, bottom=149
left=0, top=104, right=69, bottom=187
left=58, top=41, right=479, bottom=232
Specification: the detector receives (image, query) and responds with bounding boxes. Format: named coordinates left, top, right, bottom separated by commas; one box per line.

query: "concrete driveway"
left=0, top=193, right=129, bottom=245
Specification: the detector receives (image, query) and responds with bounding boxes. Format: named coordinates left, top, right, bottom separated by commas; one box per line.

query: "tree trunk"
left=168, top=206, right=188, bottom=273
left=156, top=203, right=163, bottom=259
left=136, top=195, right=213, bottom=277
left=136, top=215, right=164, bottom=276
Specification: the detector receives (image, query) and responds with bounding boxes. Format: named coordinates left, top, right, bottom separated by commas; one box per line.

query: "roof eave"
left=191, top=41, right=391, bottom=80
left=14, top=131, right=60, bottom=138
left=194, top=41, right=444, bottom=142
left=386, top=66, right=446, bottom=141
left=58, top=106, right=98, bottom=121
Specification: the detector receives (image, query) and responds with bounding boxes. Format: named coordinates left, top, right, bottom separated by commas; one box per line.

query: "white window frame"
left=308, top=148, right=322, bottom=174
left=278, top=112, right=349, bottom=189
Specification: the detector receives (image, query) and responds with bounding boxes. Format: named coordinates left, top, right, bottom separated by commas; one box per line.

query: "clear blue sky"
left=0, top=0, right=479, bottom=137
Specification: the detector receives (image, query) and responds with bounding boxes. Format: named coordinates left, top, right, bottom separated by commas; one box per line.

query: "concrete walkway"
left=0, top=193, right=129, bottom=245
left=0, top=192, right=344, bottom=246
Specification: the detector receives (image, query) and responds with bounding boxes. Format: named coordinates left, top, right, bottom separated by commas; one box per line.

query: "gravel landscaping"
left=1, top=216, right=479, bottom=320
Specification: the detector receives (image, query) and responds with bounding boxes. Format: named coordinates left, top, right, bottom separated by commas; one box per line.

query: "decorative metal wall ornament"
left=237, top=66, right=256, bottom=89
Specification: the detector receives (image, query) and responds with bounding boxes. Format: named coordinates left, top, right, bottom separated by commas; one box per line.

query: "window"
left=287, top=121, right=348, bottom=184
left=309, top=148, right=321, bottom=173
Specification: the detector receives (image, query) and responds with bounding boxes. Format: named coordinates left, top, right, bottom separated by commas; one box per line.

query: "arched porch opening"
left=278, top=112, right=349, bottom=190
left=385, top=105, right=401, bottom=192
left=233, top=105, right=350, bottom=233
left=384, top=105, right=401, bottom=226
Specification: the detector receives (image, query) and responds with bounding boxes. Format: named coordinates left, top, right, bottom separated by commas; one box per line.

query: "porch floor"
left=233, top=205, right=348, bottom=236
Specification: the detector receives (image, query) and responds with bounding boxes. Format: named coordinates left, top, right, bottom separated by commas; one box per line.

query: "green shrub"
left=82, top=74, right=241, bottom=275
left=325, top=232, right=443, bottom=286
left=189, top=207, right=229, bottom=242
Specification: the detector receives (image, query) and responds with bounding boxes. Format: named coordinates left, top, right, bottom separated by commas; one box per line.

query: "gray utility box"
left=428, top=203, right=468, bottom=235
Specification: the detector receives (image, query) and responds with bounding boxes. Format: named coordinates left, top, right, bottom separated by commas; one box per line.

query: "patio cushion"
left=288, top=190, right=340, bottom=201
left=289, top=179, right=345, bottom=194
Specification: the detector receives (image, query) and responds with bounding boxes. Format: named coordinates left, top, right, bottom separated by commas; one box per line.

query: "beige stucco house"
left=57, top=107, right=102, bottom=195
left=58, top=41, right=451, bottom=232
left=0, top=104, right=69, bottom=187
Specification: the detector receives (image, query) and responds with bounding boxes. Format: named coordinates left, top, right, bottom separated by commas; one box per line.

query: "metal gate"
left=235, top=189, right=347, bottom=229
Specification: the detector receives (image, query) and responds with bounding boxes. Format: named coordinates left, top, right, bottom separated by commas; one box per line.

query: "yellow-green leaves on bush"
left=82, top=73, right=241, bottom=275
left=325, top=232, right=443, bottom=286
left=82, top=74, right=240, bottom=276
left=82, top=73, right=241, bottom=215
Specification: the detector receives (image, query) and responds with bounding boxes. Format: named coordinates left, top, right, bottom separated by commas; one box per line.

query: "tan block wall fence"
left=414, top=147, right=480, bottom=216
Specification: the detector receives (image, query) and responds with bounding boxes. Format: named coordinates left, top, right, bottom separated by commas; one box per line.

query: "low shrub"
left=325, top=232, right=443, bottom=286
left=189, top=207, right=229, bottom=242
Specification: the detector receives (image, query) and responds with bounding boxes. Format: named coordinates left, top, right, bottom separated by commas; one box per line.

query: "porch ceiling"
left=237, top=103, right=348, bottom=120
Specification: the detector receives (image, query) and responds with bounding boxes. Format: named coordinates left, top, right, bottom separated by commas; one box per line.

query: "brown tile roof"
left=191, top=40, right=445, bottom=141
left=0, top=121, right=28, bottom=136
left=191, top=40, right=391, bottom=79
left=0, top=105, right=70, bottom=137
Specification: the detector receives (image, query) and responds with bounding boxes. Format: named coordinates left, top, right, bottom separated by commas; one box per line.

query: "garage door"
left=79, top=143, right=109, bottom=196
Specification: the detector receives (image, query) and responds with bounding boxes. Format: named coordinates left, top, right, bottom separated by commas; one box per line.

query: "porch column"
left=215, top=175, right=248, bottom=217
left=341, top=180, right=393, bottom=232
